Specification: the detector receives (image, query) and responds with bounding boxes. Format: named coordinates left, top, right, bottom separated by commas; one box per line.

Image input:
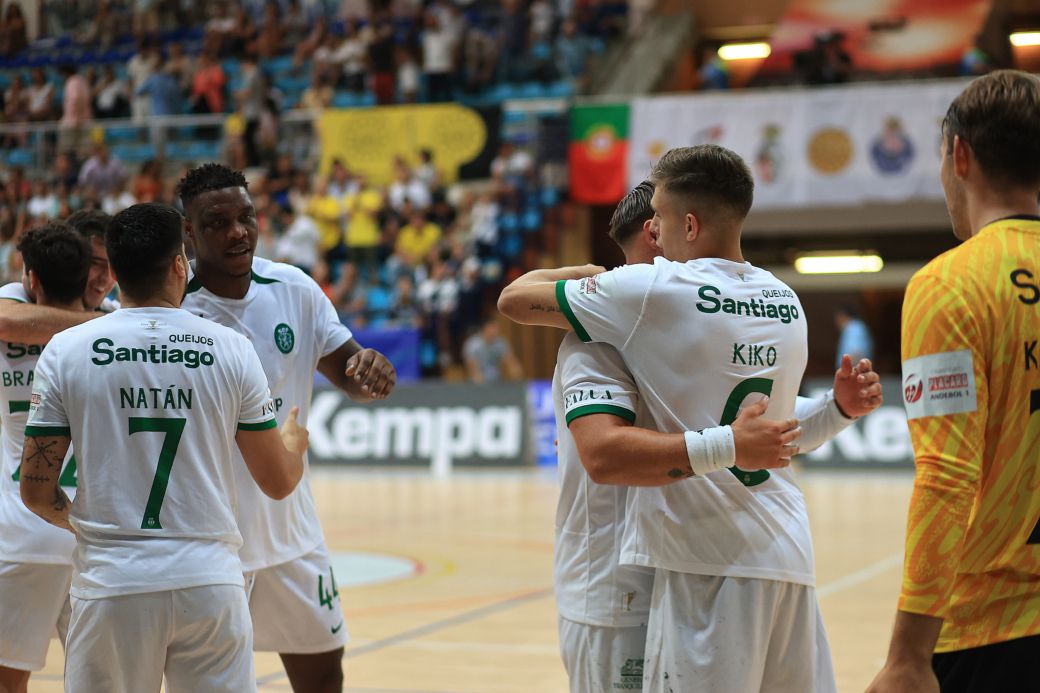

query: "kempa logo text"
left=307, top=392, right=523, bottom=468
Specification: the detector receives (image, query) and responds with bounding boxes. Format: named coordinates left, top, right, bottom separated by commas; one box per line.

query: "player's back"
left=902, top=216, right=1040, bottom=649
left=560, top=257, right=812, bottom=585
left=28, top=306, right=275, bottom=599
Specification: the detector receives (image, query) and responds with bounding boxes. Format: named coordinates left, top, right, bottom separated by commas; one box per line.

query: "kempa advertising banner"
left=307, top=382, right=531, bottom=472
left=800, top=377, right=914, bottom=469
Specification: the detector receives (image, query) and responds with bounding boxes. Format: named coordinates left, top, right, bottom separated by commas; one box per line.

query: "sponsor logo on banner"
left=307, top=382, right=530, bottom=468
left=902, top=350, right=977, bottom=420
left=871, top=116, right=915, bottom=174
left=808, top=128, right=854, bottom=175
left=755, top=124, right=783, bottom=184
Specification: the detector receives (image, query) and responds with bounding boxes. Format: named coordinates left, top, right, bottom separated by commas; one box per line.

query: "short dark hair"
left=176, top=163, right=248, bottom=208
left=106, top=204, right=185, bottom=300
left=17, top=221, right=91, bottom=304
left=942, top=70, right=1040, bottom=189
left=609, top=180, right=654, bottom=246
left=650, top=145, right=754, bottom=222
left=65, top=209, right=112, bottom=242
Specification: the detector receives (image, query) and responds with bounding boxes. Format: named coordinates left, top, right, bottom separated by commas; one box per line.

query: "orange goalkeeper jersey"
left=899, top=215, right=1040, bottom=653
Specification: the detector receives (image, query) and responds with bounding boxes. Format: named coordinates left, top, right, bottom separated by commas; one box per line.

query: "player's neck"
left=969, top=187, right=1040, bottom=236
left=41, top=298, right=85, bottom=313
left=193, top=262, right=251, bottom=300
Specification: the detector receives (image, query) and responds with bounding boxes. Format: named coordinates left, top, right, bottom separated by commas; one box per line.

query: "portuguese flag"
left=569, top=104, right=629, bottom=204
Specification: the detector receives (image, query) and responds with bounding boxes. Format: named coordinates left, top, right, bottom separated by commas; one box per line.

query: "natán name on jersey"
left=91, top=338, right=216, bottom=369
left=696, top=285, right=801, bottom=324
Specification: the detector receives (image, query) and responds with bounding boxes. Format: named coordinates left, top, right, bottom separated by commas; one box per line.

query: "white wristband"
left=684, top=426, right=736, bottom=477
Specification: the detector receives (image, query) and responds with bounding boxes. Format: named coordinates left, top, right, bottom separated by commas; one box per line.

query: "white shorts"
left=558, top=616, right=647, bottom=692
left=65, top=584, right=254, bottom=693
left=0, top=561, right=72, bottom=671
left=245, top=543, right=349, bottom=654
left=643, top=570, right=837, bottom=693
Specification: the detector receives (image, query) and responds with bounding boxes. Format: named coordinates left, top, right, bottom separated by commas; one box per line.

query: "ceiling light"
left=717, top=42, right=771, bottom=61
left=1010, top=31, right=1040, bottom=47
left=794, top=253, right=884, bottom=274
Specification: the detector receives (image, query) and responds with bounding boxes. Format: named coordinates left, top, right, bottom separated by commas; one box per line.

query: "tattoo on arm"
left=668, top=467, right=696, bottom=479
left=22, top=437, right=65, bottom=485
left=529, top=303, right=562, bottom=314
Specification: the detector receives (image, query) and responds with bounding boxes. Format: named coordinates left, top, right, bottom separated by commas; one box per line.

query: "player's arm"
left=497, top=265, right=605, bottom=329
left=570, top=398, right=800, bottom=486
left=235, top=406, right=307, bottom=500
left=0, top=298, right=98, bottom=345
left=794, top=355, right=883, bottom=453
left=19, top=432, right=75, bottom=534
left=317, top=338, right=396, bottom=402
left=868, top=276, right=985, bottom=693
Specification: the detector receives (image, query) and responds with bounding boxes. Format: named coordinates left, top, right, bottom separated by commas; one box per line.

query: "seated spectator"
left=344, top=174, right=384, bottom=279
left=27, top=68, right=56, bottom=122
left=422, top=13, right=457, bottom=102
left=166, top=43, right=196, bottom=95
left=415, top=148, right=439, bottom=190
left=388, top=274, right=422, bottom=328
left=78, top=143, right=126, bottom=196
left=388, top=161, right=431, bottom=212
left=58, top=64, right=93, bottom=154
left=93, top=65, right=131, bottom=119
left=463, top=19, right=497, bottom=93
left=191, top=51, right=227, bottom=116
left=294, top=15, right=329, bottom=70
left=396, top=211, right=442, bottom=268
left=101, top=178, right=136, bottom=216
left=205, top=2, right=238, bottom=56
left=336, top=19, right=369, bottom=92
left=267, top=153, right=298, bottom=208
left=3, top=74, right=29, bottom=148
left=368, top=20, right=397, bottom=105
left=255, top=2, right=285, bottom=58
left=328, top=159, right=357, bottom=198
left=0, top=2, right=27, bottom=58
left=313, top=32, right=345, bottom=85
left=463, top=318, right=522, bottom=383
left=51, top=152, right=80, bottom=190
left=334, top=262, right=368, bottom=326
left=307, top=177, right=346, bottom=263
left=127, top=39, right=160, bottom=122
left=299, top=71, right=334, bottom=111
left=131, top=160, right=163, bottom=203
left=228, top=5, right=258, bottom=57
left=275, top=203, right=320, bottom=275
left=417, top=255, right=461, bottom=368
left=133, top=0, right=161, bottom=37
left=397, top=46, right=422, bottom=104
left=27, top=181, right=60, bottom=222
left=282, top=0, right=310, bottom=48
left=555, top=19, right=591, bottom=82
left=137, top=66, right=184, bottom=117
left=698, top=46, right=730, bottom=90
left=77, top=0, right=118, bottom=49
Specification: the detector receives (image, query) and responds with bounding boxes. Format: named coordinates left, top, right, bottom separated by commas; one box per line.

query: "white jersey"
left=0, top=283, right=78, bottom=564
left=554, top=333, right=653, bottom=627
left=181, top=257, right=352, bottom=570
left=558, top=257, right=814, bottom=586
left=26, top=307, right=277, bottom=599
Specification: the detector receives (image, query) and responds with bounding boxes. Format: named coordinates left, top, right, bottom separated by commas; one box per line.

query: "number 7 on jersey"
left=130, top=417, right=186, bottom=530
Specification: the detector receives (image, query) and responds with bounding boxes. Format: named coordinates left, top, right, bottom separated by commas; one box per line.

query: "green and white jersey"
left=27, top=307, right=277, bottom=599
left=181, top=257, right=352, bottom=571
left=0, top=282, right=77, bottom=564
left=553, top=333, right=654, bottom=627
left=558, top=257, right=815, bottom=587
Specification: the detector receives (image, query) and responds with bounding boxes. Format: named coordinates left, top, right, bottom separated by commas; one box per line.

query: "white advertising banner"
left=628, top=80, right=969, bottom=210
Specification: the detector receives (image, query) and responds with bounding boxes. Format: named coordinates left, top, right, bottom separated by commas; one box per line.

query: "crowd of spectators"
left=0, top=132, right=555, bottom=375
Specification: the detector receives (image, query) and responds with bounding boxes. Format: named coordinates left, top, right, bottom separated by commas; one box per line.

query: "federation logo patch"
left=274, top=323, right=295, bottom=354
left=579, top=276, right=598, bottom=295
left=902, top=350, right=977, bottom=420
left=903, top=374, right=923, bottom=404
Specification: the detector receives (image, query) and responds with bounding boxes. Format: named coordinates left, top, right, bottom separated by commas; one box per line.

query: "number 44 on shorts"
left=318, top=566, right=340, bottom=611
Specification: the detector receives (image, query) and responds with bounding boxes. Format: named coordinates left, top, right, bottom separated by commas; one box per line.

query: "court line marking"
left=256, top=586, right=554, bottom=687
left=817, top=552, right=903, bottom=598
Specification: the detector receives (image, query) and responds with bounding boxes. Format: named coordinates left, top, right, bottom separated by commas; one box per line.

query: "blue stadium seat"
left=367, top=286, right=392, bottom=312
left=539, top=187, right=560, bottom=207
left=522, top=207, right=542, bottom=232
left=112, top=143, right=156, bottom=164
left=4, top=149, right=33, bottom=167
left=499, top=212, right=520, bottom=233
left=546, top=81, right=575, bottom=98
left=105, top=126, right=139, bottom=143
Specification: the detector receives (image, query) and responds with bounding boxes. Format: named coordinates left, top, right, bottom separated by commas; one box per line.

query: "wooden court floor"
left=29, top=466, right=913, bottom=693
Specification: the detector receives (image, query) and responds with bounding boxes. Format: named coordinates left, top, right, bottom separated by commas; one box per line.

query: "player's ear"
left=951, top=134, right=972, bottom=179
left=685, top=212, right=700, bottom=242
left=182, top=215, right=195, bottom=242
left=24, top=269, right=40, bottom=299
left=640, top=218, right=656, bottom=250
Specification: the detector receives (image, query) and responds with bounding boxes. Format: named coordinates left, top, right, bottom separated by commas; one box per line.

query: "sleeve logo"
left=579, top=276, right=598, bottom=295
left=901, top=350, right=977, bottom=420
